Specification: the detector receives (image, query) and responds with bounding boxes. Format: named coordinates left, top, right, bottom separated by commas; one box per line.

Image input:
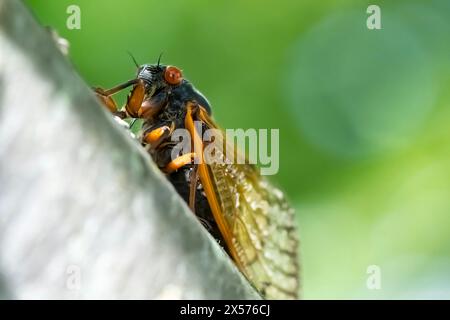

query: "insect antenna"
left=157, top=52, right=163, bottom=67
left=127, top=51, right=140, bottom=68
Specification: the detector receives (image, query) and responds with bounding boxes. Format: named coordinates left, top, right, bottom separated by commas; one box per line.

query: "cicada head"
left=136, top=63, right=212, bottom=117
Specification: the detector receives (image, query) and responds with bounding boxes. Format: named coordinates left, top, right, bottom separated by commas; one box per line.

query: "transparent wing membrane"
left=186, top=104, right=300, bottom=299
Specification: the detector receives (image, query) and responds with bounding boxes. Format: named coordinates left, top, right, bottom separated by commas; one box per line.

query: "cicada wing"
left=210, top=162, right=299, bottom=299
left=186, top=104, right=300, bottom=299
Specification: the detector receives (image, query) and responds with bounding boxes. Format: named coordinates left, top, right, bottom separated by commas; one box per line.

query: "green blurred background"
left=25, top=0, right=450, bottom=299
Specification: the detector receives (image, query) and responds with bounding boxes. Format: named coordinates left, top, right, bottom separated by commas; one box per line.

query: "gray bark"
left=0, top=0, right=260, bottom=299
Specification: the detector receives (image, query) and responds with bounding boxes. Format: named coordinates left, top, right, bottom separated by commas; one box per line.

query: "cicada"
left=94, top=60, right=300, bottom=299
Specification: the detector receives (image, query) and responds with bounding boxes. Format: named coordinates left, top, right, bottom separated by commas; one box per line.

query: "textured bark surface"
left=0, top=0, right=260, bottom=299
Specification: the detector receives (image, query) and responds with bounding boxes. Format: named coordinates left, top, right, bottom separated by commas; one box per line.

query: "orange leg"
left=189, top=164, right=199, bottom=212
left=143, top=123, right=175, bottom=149
left=94, top=88, right=120, bottom=114
left=95, top=79, right=168, bottom=121
left=93, top=78, right=143, bottom=119
left=125, top=79, right=146, bottom=118
left=163, top=152, right=197, bottom=174
left=164, top=152, right=199, bottom=212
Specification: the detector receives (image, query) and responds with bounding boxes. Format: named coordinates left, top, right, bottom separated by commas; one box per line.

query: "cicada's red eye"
left=164, top=66, right=183, bottom=85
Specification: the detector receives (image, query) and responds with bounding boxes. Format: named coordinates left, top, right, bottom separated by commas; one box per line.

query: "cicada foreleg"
left=94, top=87, right=120, bottom=115
left=93, top=78, right=141, bottom=119
left=124, top=79, right=146, bottom=118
